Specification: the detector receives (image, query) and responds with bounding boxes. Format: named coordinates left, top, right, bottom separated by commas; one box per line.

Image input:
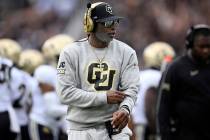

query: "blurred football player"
left=19, top=49, right=45, bottom=75
left=132, top=42, right=175, bottom=140
left=30, top=65, right=67, bottom=140
left=42, top=34, right=74, bottom=139
left=0, top=39, right=33, bottom=140
left=42, top=34, right=74, bottom=67
left=0, top=57, right=20, bottom=140
left=0, top=38, right=21, bottom=66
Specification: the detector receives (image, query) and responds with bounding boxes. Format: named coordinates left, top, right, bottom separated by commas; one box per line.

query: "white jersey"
left=43, top=91, right=67, bottom=119
left=29, top=78, right=52, bottom=127
left=10, top=67, right=33, bottom=126
left=132, top=69, right=161, bottom=125
left=0, top=57, right=20, bottom=133
left=0, top=58, right=13, bottom=111
left=30, top=76, right=59, bottom=129
left=43, top=91, right=68, bottom=134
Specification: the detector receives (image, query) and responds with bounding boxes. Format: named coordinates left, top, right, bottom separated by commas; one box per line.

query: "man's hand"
left=111, top=109, right=129, bottom=130
left=107, top=90, right=126, bottom=104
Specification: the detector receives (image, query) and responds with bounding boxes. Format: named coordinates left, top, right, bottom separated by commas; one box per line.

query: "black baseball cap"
left=90, top=2, right=123, bottom=22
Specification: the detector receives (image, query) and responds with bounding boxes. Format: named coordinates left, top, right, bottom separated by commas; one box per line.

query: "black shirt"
left=157, top=54, right=210, bottom=140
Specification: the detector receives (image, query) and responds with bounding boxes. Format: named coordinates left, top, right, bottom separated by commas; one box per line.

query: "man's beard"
left=95, top=32, right=113, bottom=43
left=195, top=54, right=210, bottom=65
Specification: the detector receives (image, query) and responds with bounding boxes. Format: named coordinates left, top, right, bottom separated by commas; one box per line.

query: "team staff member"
left=157, top=24, right=210, bottom=140
left=56, top=2, right=140, bottom=140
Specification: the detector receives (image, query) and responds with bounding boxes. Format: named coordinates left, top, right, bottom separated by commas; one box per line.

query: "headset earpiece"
left=186, top=24, right=210, bottom=49
left=84, top=3, right=94, bottom=32
left=186, top=26, right=194, bottom=49
left=83, top=2, right=105, bottom=33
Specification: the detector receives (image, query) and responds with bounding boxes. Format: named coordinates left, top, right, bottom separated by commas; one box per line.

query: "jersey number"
left=87, top=63, right=115, bottom=91
left=0, top=64, right=11, bottom=84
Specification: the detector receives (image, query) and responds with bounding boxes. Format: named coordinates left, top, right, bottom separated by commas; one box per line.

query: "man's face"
left=192, top=34, right=210, bottom=63
left=94, top=19, right=119, bottom=43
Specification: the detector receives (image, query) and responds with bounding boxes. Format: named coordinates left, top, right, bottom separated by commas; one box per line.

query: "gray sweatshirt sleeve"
left=56, top=48, right=107, bottom=108
left=119, top=50, right=140, bottom=112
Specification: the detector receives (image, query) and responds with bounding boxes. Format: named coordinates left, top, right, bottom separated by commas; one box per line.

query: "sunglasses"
left=99, top=19, right=120, bottom=28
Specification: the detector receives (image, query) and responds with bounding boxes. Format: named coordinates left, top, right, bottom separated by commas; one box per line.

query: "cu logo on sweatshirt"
left=87, top=62, right=116, bottom=91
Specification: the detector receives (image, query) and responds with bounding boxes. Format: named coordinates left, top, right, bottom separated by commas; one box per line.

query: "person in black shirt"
left=157, top=24, right=210, bottom=140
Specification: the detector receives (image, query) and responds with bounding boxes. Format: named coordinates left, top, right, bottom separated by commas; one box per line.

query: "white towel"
left=8, top=106, right=20, bottom=133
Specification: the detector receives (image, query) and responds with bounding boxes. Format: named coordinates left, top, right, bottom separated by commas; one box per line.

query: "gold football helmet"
left=42, top=34, right=74, bottom=67
left=0, top=38, right=22, bottom=64
left=18, top=49, right=45, bottom=74
left=143, top=42, right=175, bottom=69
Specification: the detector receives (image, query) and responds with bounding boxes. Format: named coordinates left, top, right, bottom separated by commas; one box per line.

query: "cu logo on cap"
left=106, top=5, right=112, bottom=14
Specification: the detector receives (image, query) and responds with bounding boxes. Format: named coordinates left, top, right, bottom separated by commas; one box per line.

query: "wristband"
left=120, top=105, right=130, bottom=114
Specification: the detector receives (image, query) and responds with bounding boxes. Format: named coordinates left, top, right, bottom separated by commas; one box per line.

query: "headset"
left=83, top=2, right=104, bottom=32
left=186, top=24, right=210, bottom=49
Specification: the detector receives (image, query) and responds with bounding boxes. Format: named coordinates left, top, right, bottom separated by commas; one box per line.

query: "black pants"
left=29, top=120, right=54, bottom=140
left=144, top=125, right=156, bottom=140
left=0, top=111, right=17, bottom=140
left=20, top=125, right=31, bottom=140
left=172, top=127, right=210, bottom=140
left=58, top=129, right=68, bottom=140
